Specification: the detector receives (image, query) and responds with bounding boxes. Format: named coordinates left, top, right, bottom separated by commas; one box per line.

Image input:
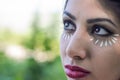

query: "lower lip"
left=65, top=66, right=90, bottom=79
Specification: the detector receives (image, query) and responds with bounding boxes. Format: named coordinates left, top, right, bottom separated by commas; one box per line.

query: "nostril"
left=73, top=56, right=84, bottom=60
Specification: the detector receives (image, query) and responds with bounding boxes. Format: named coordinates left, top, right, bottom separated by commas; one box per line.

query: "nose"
left=66, top=31, right=89, bottom=60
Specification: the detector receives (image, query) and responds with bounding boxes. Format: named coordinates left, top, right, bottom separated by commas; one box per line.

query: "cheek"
left=91, top=45, right=120, bottom=79
left=60, top=35, right=69, bottom=60
left=60, top=33, right=72, bottom=54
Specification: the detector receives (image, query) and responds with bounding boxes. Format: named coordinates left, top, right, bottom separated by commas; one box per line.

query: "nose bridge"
left=66, top=29, right=88, bottom=60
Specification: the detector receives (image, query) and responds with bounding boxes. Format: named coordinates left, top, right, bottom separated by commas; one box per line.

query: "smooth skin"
left=60, top=0, right=120, bottom=80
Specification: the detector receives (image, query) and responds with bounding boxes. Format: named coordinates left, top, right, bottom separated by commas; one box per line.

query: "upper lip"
left=65, top=65, right=90, bottom=73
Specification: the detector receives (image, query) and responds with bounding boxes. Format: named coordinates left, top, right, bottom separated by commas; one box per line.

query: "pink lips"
left=65, top=65, right=90, bottom=79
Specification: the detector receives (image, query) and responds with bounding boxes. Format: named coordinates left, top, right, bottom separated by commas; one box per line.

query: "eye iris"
left=63, top=20, right=76, bottom=31
left=65, top=22, right=69, bottom=27
left=94, top=26, right=100, bottom=33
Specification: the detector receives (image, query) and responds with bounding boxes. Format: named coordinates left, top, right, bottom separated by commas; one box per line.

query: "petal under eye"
left=92, top=25, right=112, bottom=36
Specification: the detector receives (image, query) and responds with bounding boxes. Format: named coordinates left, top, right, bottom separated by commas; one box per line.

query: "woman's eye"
left=63, top=20, right=76, bottom=31
left=91, top=25, right=113, bottom=36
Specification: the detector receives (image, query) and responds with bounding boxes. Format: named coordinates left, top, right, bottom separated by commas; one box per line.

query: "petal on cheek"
left=62, top=33, right=73, bottom=41
left=90, top=34, right=119, bottom=48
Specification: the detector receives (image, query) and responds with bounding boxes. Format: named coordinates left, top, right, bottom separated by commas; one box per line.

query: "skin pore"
left=60, top=0, right=120, bottom=80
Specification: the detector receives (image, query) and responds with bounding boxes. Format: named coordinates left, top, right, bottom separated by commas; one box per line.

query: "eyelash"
left=63, top=19, right=119, bottom=47
left=63, top=20, right=114, bottom=38
left=63, top=20, right=76, bottom=32
left=90, top=24, right=114, bottom=37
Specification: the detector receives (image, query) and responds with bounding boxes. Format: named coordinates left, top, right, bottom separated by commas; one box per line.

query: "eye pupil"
left=63, top=20, right=76, bottom=31
left=65, top=22, right=69, bottom=27
left=92, top=26, right=101, bottom=34
left=91, top=25, right=113, bottom=36
left=94, top=26, right=100, bottom=33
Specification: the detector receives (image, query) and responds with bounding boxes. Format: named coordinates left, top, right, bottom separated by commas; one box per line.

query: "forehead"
left=65, top=0, right=100, bottom=11
left=64, top=0, right=111, bottom=20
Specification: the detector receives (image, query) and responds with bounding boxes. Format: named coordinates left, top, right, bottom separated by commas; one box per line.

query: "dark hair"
left=64, top=0, right=120, bottom=23
left=64, top=0, right=68, bottom=10
left=99, top=0, right=120, bottom=23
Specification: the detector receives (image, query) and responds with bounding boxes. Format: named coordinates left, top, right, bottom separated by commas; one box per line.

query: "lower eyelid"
left=92, top=33, right=112, bottom=39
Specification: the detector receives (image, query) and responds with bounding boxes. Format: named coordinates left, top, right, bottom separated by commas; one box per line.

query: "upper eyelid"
left=88, top=24, right=115, bottom=36
left=63, top=16, right=117, bottom=33
left=63, top=15, right=76, bottom=26
left=93, top=24, right=112, bottom=33
left=63, top=19, right=76, bottom=27
left=88, top=21, right=117, bottom=32
left=63, top=14, right=72, bottom=21
left=87, top=18, right=117, bottom=28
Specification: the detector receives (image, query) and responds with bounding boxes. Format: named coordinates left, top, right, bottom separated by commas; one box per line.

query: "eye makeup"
left=88, top=20, right=120, bottom=47
left=90, top=34, right=119, bottom=47
left=62, top=32, right=73, bottom=40
left=62, top=17, right=76, bottom=40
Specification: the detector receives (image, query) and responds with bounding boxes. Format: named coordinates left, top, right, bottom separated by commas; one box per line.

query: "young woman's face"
left=60, top=0, right=120, bottom=80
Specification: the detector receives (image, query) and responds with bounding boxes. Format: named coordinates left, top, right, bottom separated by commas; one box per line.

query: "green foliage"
left=22, top=13, right=60, bottom=55
left=0, top=51, right=27, bottom=80
left=0, top=12, right=63, bottom=80
left=0, top=51, right=67, bottom=80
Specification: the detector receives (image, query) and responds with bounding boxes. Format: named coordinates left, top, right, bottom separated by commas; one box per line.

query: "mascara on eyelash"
left=90, top=24, right=119, bottom=47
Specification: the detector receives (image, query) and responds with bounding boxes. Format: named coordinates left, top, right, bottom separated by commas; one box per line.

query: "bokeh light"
left=0, top=0, right=67, bottom=80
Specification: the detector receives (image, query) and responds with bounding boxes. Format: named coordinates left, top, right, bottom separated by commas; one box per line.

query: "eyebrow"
left=63, top=11, right=117, bottom=27
left=87, top=18, right=116, bottom=27
left=63, top=11, right=76, bottom=20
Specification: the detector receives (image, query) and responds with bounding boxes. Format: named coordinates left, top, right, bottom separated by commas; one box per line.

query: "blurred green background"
left=0, top=0, right=67, bottom=80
